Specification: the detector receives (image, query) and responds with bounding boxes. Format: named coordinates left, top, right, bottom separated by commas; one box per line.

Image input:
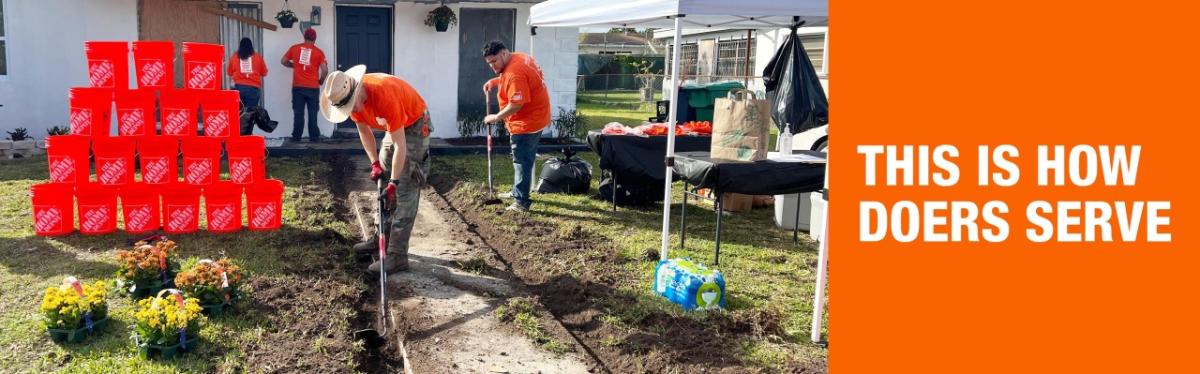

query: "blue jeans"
left=510, top=132, right=541, bottom=209
left=234, top=85, right=260, bottom=110
left=291, top=87, right=320, bottom=141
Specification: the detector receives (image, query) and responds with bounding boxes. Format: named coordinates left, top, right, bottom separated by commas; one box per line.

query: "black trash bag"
left=763, top=24, right=829, bottom=134
left=536, top=149, right=592, bottom=194
left=597, top=173, right=661, bottom=207
left=240, top=106, right=279, bottom=136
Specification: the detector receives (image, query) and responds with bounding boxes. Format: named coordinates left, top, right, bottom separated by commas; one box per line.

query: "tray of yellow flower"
left=176, top=258, right=246, bottom=317
left=115, top=239, right=180, bottom=298
left=43, top=276, right=109, bottom=343
left=133, top=289, right=206, bottom=359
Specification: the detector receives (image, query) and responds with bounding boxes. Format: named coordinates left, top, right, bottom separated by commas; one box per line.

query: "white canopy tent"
left=529, top=0, right=830, bottom=343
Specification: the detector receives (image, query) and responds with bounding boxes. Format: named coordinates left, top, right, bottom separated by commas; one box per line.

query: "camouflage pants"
left=378, top=111, right=432, bottom=255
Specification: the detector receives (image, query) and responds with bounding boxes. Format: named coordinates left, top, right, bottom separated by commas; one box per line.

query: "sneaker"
left=498, top=192, right=514, bottom=199
left=505, top=202, right=529, bottom=213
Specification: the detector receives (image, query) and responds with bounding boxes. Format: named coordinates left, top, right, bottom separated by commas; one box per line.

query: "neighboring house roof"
left=579, top=32, right=652, bottom=47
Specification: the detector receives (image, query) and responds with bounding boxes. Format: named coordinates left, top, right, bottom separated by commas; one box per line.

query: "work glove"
left=384, top=181, right=398, bottom=212
left=370, top=161, right=385, bottom=181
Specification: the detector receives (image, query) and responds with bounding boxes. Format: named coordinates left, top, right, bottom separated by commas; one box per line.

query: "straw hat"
left=319, top=65, right=367, bottom=123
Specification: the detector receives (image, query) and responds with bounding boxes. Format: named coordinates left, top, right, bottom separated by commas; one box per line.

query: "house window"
left=799, top=33, right=825, bottom=74
left=717, top=36, right=755, bottom=79
left=1, top=0, right=7, bottom=76
left=667, top=43, right=698, bottom=77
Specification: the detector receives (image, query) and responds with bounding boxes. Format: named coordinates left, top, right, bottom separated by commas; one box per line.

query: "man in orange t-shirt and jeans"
left=281, top=28, right=328, bottom=142
left=482, top=41, right=550, bottom=212
left=319, top=65, right=432, bottom=275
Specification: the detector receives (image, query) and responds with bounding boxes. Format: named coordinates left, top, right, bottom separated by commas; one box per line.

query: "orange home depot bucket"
left=92, top=137, right=136, bottom=186
left=115, top=89, right=157, bottom=137
left=200, top=90, right=240, bottom=138
left=182, top=42, right=224, bottom=90
left=181, top=137, right=222, bottom=186
left=204, top=182, right=243, bottom=233
left=132, top=41, right=174, bottom=90
left=31, top=183, right=75, bottom=236
left=120, top=183, right=161, bottom=234
left=159, top=89, right=198, bottom=138
left=162, top=183, right=201, bottom=234
left=45, top=135, right=91, bottom=184
left=84, top=41, right=129, bottom=91
left=76, top=183, right=119, bottom=235
left=226, top=136, right=265, bottom=184
left=137, top=136, right=179, bottom=185
left=69, top=87, right=113, bottom=138
left=246, top=179, right=283, bottom=231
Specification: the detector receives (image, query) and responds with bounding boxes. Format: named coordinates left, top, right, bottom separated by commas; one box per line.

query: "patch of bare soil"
left=428, top=171, right=828, bottom=374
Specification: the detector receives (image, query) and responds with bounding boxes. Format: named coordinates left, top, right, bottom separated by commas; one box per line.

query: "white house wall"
left=0, top=0, right=577, bottom=139
left=0, top=0, right=139, bottom=134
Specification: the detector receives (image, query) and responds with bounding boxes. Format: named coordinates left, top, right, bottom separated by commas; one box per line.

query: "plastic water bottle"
left=778, top=123, right=794, bottom=154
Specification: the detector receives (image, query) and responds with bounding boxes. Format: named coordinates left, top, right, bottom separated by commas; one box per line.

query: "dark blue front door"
left=336, top=6, right=391, bottom=73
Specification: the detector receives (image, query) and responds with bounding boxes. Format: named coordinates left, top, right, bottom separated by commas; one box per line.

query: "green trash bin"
left=682, top=81, right=745, bottom=122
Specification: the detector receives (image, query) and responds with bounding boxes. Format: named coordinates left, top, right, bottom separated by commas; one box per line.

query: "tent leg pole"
left=659, top=16, right=684, bottom=262
left=680, top=182, right=687, bottom=250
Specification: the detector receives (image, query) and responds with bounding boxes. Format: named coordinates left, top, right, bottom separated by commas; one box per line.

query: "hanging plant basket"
left=425, top=5, right=458, bottom=32
left=276, top=7, right=299, bottom=29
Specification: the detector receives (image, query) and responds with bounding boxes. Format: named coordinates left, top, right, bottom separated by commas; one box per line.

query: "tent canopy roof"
left=529, top=0, right=827, bottom=29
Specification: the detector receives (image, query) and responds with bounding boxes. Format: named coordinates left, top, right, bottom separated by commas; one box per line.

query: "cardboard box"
left=697, top=189, right=755, bottom=212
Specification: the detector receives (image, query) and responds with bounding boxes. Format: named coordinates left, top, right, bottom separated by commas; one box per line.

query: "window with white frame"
left=1, top=0, right=7, bottom=76
left=717, top=35, right=756, bottom=79
left=667, top=43, right=699, bottom=77
left=799, top=33, right=825, bottom=74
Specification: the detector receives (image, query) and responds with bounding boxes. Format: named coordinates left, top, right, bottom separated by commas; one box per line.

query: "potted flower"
left=133, top=289, right=205, bottom=359
left=115, top=239, right=180, bottom=298
left=175, top=258, right=245, bottom=317
left=276, top=8, right=299, bottom=29
left=424, top=4, right=458, bottom=32
left=42, top=277, right=109, bottom=343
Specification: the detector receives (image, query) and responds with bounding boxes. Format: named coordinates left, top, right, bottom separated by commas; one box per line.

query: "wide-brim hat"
left=319, top=65, right=367, bottom=123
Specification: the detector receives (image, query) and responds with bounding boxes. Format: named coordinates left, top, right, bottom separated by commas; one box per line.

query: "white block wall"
left=0, top=0, right=139, bottom=135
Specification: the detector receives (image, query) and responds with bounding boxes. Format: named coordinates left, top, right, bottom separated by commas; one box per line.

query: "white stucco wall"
left=261, top=0, right=577, bottom=139
left=0, top=0, right=577, bottom=139
left=0, top=0, right=139, bottom=135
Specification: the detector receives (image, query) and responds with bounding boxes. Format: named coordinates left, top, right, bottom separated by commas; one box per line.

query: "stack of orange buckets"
left=30, top=41, right=284, bottom=236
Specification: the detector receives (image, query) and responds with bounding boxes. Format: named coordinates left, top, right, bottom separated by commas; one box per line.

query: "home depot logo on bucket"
left=127, top=205, right=153, bottom=230
left=185, top=158, right=213, bottom=184
left=187, top=62, right=217, bottom=89
left=49, top=156, right=77, bottom=183
left=251, top=202, right=276, bottom=228
left=97, top=158, right=127, bottom=185
left=163, top=110, right=189, bottom=135
left=34, top=206, right=65, bottom=233
left=205, top=111, right=228, bottom=136
left=143, top=158, right=169, bottom=184
left=119, top=109, right=146, bottom=136
left=166, top=205, right=196, bottom=231
left=209, top=205, right=236, bottom=230
left=230, top=158, right=253, bottom=183
left=80, top=205, right=110, bottom=232
left=88, top=59, right=115, bottom=88
left=138, top=59, right=167, bottom=87
left=70, top=108, right=93, bottom=136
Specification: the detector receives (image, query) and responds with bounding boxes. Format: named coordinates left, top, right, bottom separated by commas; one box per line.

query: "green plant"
left=552, top=107, right=586, bottom=139
left=457, top=112, right=485, bottom=137
left=6, top=127, right=32, bottom=141
left=424, top=5, right=458, bottom=29
left=275, top=8, right=298, bottom=23
left=42, top=280, right=108, bottom=330
left=46, top=126, right=70, bottom=136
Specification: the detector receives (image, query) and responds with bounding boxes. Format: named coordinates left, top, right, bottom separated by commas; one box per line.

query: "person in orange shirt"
left=482, top=41, right=551, bottom=212
left=281, top=28, right=328, bottom=142
left=320, top=65, right=432, bottom=275
left=226, top=38, right=268, bottom=135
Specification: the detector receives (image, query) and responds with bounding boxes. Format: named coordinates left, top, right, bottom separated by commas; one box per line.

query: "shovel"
left=353, top=178, right=392, bottom=349
left=482, top=88, right=502, bottom=205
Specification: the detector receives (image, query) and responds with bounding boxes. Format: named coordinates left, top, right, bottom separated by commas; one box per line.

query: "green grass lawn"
left=577, top=91, right=661, bottom=133
left=0, top=155, right=360, bottom=373
left=433, top=153, right=827, bottom=370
